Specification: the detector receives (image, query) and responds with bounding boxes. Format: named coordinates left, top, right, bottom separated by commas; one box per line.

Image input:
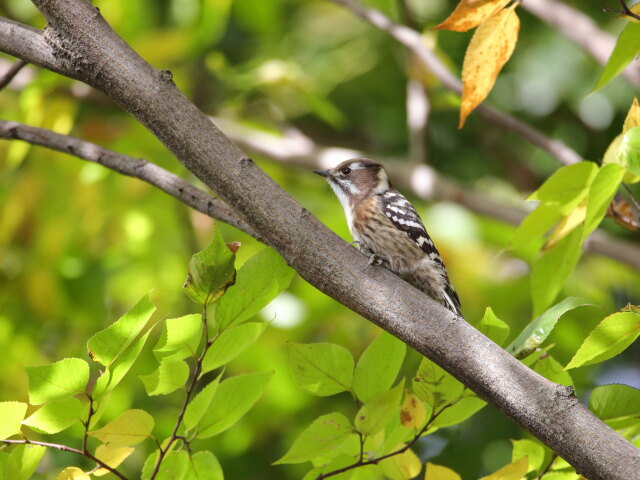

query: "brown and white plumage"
left=314, top=158, right=461, bottom=315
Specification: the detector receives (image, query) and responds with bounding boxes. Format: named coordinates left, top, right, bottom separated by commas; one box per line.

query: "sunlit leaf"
left=532, top=354, right=573, bottom=387
left=56, top=467, right=90, bottom=480
left=582, top=164, right=625, bottom=240
left=87, top=294, right=155, bottom=367
left=593, top=23, right=640, bottom=91
left=511, top=438, right=545, bottom=473
left=566, top=311, right=640, bottom=369
left=6, top=444, right=46, bottom=480
left=185, top=451, right=224, bottom=480
left=183, top=227, right=237, bottom=306
left=431, top=395, right=486, bottom=428
left=22, top=397, right=85, bottom=434
left=425, top=463, right=462, bottom=480
left=528, top=162, right=597, bottom=213
left=509, top=204, right=562, bottom=250
left=460, top=7, right=519, bottom=127
left=274, top=412, right=352, bottom=464
left=400, top=390, right=426, bottom=429
left=154, top=314, right=202, bottom=361
left=379, top=446, right=421, bottom=480
left=93, top=445, right=135, bottom=477
left=617, top=126, right=640, bottom=177
left=589, top=384, right=640, bottom=430
left=546, top=199, right=587, bottom=249
left=25, top=358, right=89, bottom=405
left=506, top=297, right=593, bottom=358
left=155, top=450, right=189, bottom=480
left=355, top=382, right=404, bottom=436
left=288, top=343, right=353, bottom=397
left=434, top=0, right=511, bottom=32
left=352, top=331, right=406, bottom=403
left=412, top=357, right=463, bottom=409
left=89, top=409, right=154, bottom=447
left=0, top=402, right=27, bottom=439
left=479, top=456, right=528, bottom=479
left=184, top=374, right=222, bottom=431
left=202, top=322, right=268, bottom=373
left=139, top=359, right=189, bottom=396
left=477, top=307, right=510, bottom=346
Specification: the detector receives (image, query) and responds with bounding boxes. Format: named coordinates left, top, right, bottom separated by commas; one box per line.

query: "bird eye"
left=340, top=167, right=352, bottom=175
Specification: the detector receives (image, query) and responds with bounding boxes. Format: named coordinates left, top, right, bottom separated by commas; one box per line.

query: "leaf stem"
left=535, top=453, right=558, bottom=480
left=82, top=393, right=95, bottom=454
left=0, top=438, right=128, bottom=480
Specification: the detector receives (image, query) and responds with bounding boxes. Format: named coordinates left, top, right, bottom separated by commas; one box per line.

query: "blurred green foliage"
left=0, top=0, right=639, bottom=478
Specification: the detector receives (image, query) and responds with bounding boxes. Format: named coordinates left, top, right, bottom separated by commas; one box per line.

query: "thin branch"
left=0, top=438, right=128, bottom=480
left=0, top=120, right=258, bottom=241
left=0, top=59, right=27, bottom=91
left=327, top=0, right=582, bottom=166
left=82, top=394, right=94, bottom=454
left=535, top=453, right=559, bottom=479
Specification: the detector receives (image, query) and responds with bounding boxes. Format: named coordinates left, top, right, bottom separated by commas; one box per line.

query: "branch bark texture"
left=0, top=3, right=638, bottom=479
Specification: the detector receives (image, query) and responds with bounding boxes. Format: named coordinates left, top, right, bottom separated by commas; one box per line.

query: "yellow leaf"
left=56, top=467, right=90, bottom=480
left=460, top=7, right=520, bottom=127
left=545, top=199, right=587, bottom=249
left=88, top=409, right=154, bottom=448
left=622, top=98, right=640, bottom=135
left=479, top=456, right=528, bottom=480
left=93, top=445, right=135, bottom=476
left=379, top=446, right=422, bottom=480
left=425, top=462, right=462, bottom=480
left=400, top=391, right=426, bottom=429
left=434, top=0, right=512, bottom=32
left=620, top=2, right=640, bottom=22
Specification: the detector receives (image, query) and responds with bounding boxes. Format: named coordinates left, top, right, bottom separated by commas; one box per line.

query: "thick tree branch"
left=327, top=0, right=583, bottom=166
left=0, top=3, right=638, bottom=479
left=0, top=120, right=258, bottom=240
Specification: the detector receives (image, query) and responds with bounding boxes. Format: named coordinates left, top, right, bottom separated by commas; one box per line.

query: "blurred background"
left=0, top=0, right=639, bottom=478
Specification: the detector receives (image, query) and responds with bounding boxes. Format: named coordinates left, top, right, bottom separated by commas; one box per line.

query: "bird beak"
left=313, top=169, right=330, bottom=178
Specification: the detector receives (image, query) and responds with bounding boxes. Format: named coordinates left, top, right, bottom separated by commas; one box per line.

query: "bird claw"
left=363, top=253, right=385, bottom=272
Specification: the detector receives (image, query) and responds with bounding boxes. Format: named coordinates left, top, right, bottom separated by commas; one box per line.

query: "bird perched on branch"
left=314, top=158, right=461, bottom=316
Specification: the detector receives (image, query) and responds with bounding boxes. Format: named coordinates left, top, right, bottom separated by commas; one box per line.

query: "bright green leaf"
left=6, top=444, right=46, bottom=480
left=431, top=395, right=486, bottom=428
left=185, top=451, right=223, bottom=480
left=412, top=357, right=463, bottom=409
left=183, top=227, right=237, bottom=306
left=197, top=371, right=272, bottom=439
left=479, top=456, right=528, bottom=480
left=87, top=294, right=155, bottom=367
left=507, top=297, right=592, bottom=358
left=379, top=446, right=421, bottom=480
left=216, top=248, right=294, bottom=329
left=22, top=397, right=85, bottom=434
left=202, top=322, right=268, bottom=373
left=93, top=445, right=135, bottom=477
left=274, top=412, right=352, bottom=464
left=288, top=343, right=353, bottom=397
left=139, top=359, right=189, bottom=396
left=617, top=126, right=640, bottom=176
left=155, top=450, right=189, bottom=480
left=184, top=374, right=222, bottom=431
left=477, top=307, right=510, bottom=346
left=0, top=402, right=27, bottom=439
left=594, top=22, right=640, bottom=91
left=89, top=409, right=154, bottom=447
left=589, top=384, right=640, bottom=430
left=510, top=204, right=563, bottom=249
left=425, top=463, right=462, bottom=480
left=55, top=467, right=90, bottom=480
left=141, top=451, right=159, bottom=480
left=532, top=353, right=574, bottom=386
left=154, top=314, right=202, bottom=361
left=511, top=439, right=545, bottom=473
left=353, top=332, right=406, bottom=403
left=25, top=358, right=89, bottom=405
left=355, top=381, right=404, bottom=435
left=583, top=164, right=625, bottom=240
left=566, top=311, right=640, bottom=369
left=528, top=162, right=597, bottom=213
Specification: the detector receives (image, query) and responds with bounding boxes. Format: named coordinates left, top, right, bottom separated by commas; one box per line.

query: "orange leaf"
left=434, top=0, right=512, bottom=33
left=460, top=7, right=520, bottom=127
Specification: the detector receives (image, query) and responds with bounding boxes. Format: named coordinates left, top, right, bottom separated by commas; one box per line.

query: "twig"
left=315, top=402, right=453, bottom=480
left=82, top=394, right=94, bottom=454
left=535, top=453, right=558, bottom=479
left=603, top=0, right=640, bottom=22
left=0, top=438, right=128, bottom=480
left=0, top=59, right=27, bottom=91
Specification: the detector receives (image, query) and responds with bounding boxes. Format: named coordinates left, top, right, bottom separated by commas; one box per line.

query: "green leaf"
left=216, top=248, right=294, bottom=329
left=506, top=297, right=592, bottom=358
left=93, top=330, right=152, bottom=399
left=288, top=343, right=354, bottom=397
left=25, top=358, right=89, bottom=405
left=510, top=204, right=563, bottom=249
left=511, top=439, right=545, bottom=473
left=528, top=162, right=597, bottom=212
left=532, top=354, right=574, bottom=387
left=594, top=22, right=640, bottom=91
left=141, top=451, right=159, bottom=480
left=425, top=463, right=462, bottom=480
left=355, top=381, right=404, bottom=435
left=6, top=445, right=46, bottom=480
left=617, top=126, right=640, bottom=176
left=154, top=314, right=202, bottom=361
left=183, top=227, right=237, bottom=306
left=566, top=311, right=640, bottom=369
left=94, top=445, right=135, bottom=476
left=0, top=402, right=27, bottom=439
left=197, top=371, right=272, bottom=439
left=477, top=307, right=510, bottom=346
left=184, top=374, right=223, bottom=431
left=412, top=357, right=463, bottom=409
left=139, top=359, right=189, bottom=396
left=589, top=384, right=640, bottom=430
left=89, top=409, right=154, bottom=447
left=431, top=395, right=486, bottom=428
left=22, top=397, right=85, bottom=434
left=202, top=322, right=268, bottom=373
left=155, top=450, right=189, bottom=480
left=352, top=332, right=406, bottom=403
left=87, top=294, right=155, bottom=367
left=379, top=446, right=421, bottom=480
left=531, top=228, right=584, bottom=316
left=582, top=164, right=625, bottom=240
left=185, top=451, right=223, bottom=480
left=274, top=412, right=352, bottom=464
